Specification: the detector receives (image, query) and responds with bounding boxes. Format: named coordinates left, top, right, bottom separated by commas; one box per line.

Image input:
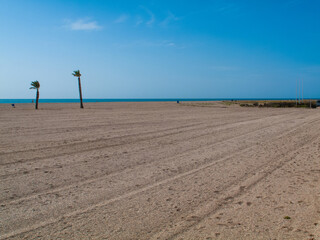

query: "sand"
left=0, top=102, right=319, bottom=240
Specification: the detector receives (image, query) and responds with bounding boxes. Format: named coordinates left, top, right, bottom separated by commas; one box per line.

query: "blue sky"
left=0, top=0, right=319, bottom=99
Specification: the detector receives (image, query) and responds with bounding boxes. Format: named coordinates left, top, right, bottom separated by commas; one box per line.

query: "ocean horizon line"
left=0, top=98, right=313, bottom=104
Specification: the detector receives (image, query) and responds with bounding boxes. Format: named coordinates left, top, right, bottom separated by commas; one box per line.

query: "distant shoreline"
left=0, top=98, right=316, bottom=104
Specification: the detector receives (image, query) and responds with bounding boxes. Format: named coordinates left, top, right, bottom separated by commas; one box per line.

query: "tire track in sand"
left=0, top=111, right=304, bottom=204
left=0, top=112, right=295, bottom=166
left=1, top=115, right=319, bottom=240
left=159, top=135, right=320, bottom=240
left=0, top=111, right=298, bottom=178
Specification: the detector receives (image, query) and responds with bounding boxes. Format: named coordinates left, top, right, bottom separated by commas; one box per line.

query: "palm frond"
left=30, top=81, right=40, bottom=89
left=72, top=70, right=81, bottom=77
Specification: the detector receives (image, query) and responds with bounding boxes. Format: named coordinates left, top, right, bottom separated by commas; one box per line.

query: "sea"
left=0, top=98, right=298, bottom=104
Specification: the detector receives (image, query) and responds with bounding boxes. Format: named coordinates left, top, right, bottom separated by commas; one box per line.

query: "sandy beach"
left=0, top=102, right=319, bottom=240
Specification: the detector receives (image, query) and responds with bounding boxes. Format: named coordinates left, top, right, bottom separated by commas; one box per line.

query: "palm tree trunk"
left=36, top=89, right=39, bottom=110
left=78, top=77, right=84, bottom=109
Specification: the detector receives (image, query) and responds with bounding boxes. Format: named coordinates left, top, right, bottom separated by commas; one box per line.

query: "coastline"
left=1, top=102, right=319, bottom=239
left=0, top=98, right=312, bottom=104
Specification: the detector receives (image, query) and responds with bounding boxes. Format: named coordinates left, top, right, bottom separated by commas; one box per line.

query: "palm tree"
left=30, top=81, right=40, bottom=109
left=72, top=70, right=84, bottom=108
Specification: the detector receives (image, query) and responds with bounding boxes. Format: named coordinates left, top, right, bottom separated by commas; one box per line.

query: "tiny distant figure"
left=177, top=100, right=180, bottom=104
left=32, top=100, right=34, bottom=103
left=11, top=104, right=15, bottom=108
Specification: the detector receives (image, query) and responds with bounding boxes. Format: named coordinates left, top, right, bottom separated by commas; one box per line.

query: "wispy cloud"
left=114, top=40, right=184, bottom=49
left=160, top=12, right=181, bottom=27
left=156, top=40, right=179, bottom=48
left=135, top=16, right=143, bottom=26
left=114, top=14, right=129, bottom=23
left=140, top=7, right=155, bottom=26
left=167, top=42, right=176, bottom=47
left=64, top=19, right=102, bottom=31
left=135, top=7, right=181, bottom=28
left=210, top=1, right=240, bottom=16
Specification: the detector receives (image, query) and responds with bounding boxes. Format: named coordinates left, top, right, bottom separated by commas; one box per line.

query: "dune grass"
left=225, top=100, right=317, bottom=108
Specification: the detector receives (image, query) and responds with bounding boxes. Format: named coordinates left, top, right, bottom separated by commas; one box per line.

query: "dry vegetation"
left=223, top=100, right=317, bottom=108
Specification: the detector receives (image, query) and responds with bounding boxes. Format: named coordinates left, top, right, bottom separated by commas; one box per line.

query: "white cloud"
left=145, top=40, right=177, bottom=48
left=64, top=19, right=102, bottom=31
left=146, top=12, right=155, bottom=25
left=115, top=14, right=129, bottom=23
left=113, top=40, right=183, bottom=49
left=160, top=12, right=180, bottom=27
left=215, top=3, right=239, bottom=16
left=140, top=7, right=155, bottom=26
left=135, top=16, right=143, bottom=26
